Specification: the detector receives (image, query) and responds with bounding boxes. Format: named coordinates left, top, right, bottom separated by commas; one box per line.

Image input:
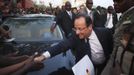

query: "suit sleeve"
left=46, top=32, right=77, bottom=57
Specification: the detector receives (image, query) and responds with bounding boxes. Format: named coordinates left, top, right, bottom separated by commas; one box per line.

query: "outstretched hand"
left=50, top=23, right=56, bottom=33
left=23, top=54, right=44, bottom=72
left=34, top=55, right=46, bottom=63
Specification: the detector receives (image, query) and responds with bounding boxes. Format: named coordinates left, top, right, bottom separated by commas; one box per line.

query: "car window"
left=3, top=17, right=63, bottom=41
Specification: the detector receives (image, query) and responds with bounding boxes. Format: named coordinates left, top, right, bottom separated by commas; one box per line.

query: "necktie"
left=86, top=38, right=91, bottom=58
left=69, top=11, right=72, bottom=19
left=88, top=11, right=93, bottom=22
left=76, top=38, right=91, bottom=62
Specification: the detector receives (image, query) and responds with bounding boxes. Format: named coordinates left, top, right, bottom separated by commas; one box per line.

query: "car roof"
left=20, top=14, right=55, bottom=18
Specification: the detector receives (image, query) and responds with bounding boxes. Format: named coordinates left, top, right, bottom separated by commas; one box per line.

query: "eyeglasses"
left=72, top=27, right=87, bottom=32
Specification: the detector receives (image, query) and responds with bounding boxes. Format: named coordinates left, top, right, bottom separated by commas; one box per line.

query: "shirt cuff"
left=43, top=51, right=51, bottom=59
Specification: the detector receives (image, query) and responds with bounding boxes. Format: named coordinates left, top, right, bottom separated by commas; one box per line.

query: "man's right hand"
left=34, top=55, right=46, bottom=63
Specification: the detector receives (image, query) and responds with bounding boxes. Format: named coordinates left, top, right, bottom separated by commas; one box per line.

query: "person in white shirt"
left=105, top=6, right=118, bottom=34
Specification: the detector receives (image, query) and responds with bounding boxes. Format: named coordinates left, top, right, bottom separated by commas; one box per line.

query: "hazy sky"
left=40, top=0, right=113, bottom=8
left=93, top=0, right=113, bottom=8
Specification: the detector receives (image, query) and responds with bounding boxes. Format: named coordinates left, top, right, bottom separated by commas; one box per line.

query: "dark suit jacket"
left=93, top=10, right=106, bottom=27
left=46, top=28, right=113, bottom=63
left=56, top=10, right=75, bottom=38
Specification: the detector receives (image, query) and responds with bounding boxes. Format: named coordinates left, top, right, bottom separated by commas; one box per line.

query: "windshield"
left=3, top=17, right=63, bottom=41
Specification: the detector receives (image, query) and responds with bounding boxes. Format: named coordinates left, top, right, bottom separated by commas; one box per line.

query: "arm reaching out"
left=34, top=55, right=46, bottom=63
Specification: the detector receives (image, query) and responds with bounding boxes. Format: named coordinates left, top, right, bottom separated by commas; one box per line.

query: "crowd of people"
left=0, top=25, right=45, bottom=75
left=0, top=0, right=134, bottom=75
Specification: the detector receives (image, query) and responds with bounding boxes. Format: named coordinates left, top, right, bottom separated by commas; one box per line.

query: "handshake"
left=34, top=54, right=46, bottom=63
left=20, top=52, right=47, bottom=72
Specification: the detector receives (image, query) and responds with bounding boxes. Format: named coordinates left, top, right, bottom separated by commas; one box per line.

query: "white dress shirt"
left=105, top=13, right=113, bottom=29
left=66, top=10, right=72, bottom=19
left=43, top=51, right=51, bottom=58
left=88, top=30, right=105, bottom=64
left=86, top=8, right=93, bottom=21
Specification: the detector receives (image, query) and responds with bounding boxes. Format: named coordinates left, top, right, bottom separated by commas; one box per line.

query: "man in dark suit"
left=35, top=14, right=113, bottom=75
left=93, top=6, right=107, bottom=28
left=55, top=1, right=75, bottom=38
left=85, top=0, right=94, bottom=20
left=85, top=0, right=106, bottom=29
left=104, top=6, right=118, bottom=34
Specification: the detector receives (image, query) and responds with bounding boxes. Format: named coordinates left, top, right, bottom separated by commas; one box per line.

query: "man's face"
left=74, top=17, right=92, bottom=39
left=108, top=6, right=114, bottom=13
left=113, top=0, right=130, bottom=13
left=62, top=5, right=65, bottom=10
left=86, top=0, right=93, bottom=10
left=65, top=2, right=71, bottom=11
